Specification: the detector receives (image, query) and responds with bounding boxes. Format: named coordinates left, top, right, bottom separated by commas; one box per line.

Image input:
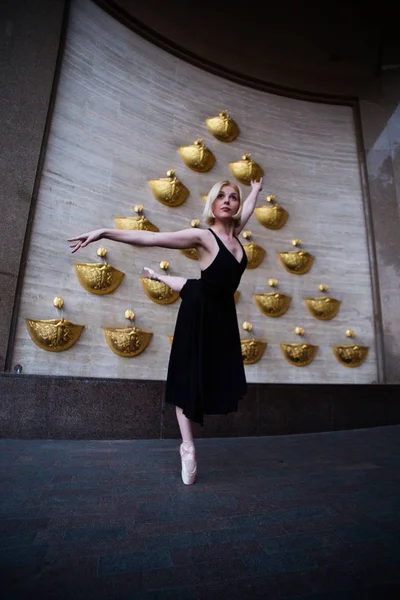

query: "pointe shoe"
left=180, top=443, right=197, bottom=485
left=141, top=267, right=160, bottom=281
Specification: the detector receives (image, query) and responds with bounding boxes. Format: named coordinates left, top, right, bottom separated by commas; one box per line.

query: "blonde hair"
left=202, top=180, right=243, bottom=226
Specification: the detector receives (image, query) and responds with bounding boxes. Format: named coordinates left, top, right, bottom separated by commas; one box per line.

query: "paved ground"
left=1, top=425, right=400, bottom=599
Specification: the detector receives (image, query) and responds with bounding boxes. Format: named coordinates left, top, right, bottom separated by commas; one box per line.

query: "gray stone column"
left=359, top=69, right=400, bottom=383
left=0, top=0, right=66, bottom=370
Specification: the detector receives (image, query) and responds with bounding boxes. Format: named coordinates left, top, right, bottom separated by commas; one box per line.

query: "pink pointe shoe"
left=180, top=442, right=197, bottom=485
left=141, top=267, right=160, bottom=281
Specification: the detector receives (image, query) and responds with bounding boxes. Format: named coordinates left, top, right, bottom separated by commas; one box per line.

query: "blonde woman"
left=69, top=178, right=263, bottom=484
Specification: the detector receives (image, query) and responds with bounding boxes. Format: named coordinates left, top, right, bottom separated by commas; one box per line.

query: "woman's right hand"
left=68, top=228, right=105, bottom=253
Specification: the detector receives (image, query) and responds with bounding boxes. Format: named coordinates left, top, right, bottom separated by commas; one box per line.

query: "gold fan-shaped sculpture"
left=205, top=110, right=239, bottom=142
left=304, top=297, right=341, bottom=320
left=241, top=339, right=267, bottom=364
left=74, top=261, right=124, bottom=295
left=280, top=343, right=318, bottom=367
left=241, top=321, right=266, bottom=364
left=26, top=296, right=84, bottom=352
left=103, top=327, right=152, bottom=357
left=278, top=250, right=314, bottom=275
left=114, top=204, right=159, bottom=232
left=254, top=194, right=289, bottom=230
left=253, top=292, right=291, bottom=318
left=229, top=153, right=264, bottom=186
left=26, top=318, right=84, bottom=352
left=103, top=309, right=152, bottom=358
left=242, top=232, right=265, bottom=269
left=148, top=169, right=189, bottom=207
left=244, top=242, right=265, bottom=269
left=141, top=277, right=179, bottom=305
left=178, top=138, right=215, bottom=172
left=332, top=344, right=369, bottom=368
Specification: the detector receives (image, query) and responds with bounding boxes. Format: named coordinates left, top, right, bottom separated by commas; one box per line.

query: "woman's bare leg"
left=142, top=268, right=186, bottom=292
left=175, top=406, right=194, bottom=443
left=175, top=407, right=196, bottom=485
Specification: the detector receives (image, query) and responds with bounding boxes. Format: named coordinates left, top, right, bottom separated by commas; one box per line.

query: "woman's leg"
left=175, top=406, right=196, bottom=485
left=175, top=406, right=194, bottom=444
left=142, top=268, right=186, bottom=292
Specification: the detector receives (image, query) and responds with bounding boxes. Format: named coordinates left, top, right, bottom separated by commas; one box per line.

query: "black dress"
left=165, top=228, right=248, bottom=425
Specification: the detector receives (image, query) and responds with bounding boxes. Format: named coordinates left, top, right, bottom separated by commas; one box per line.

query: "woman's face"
left=212, top=185, right=240, bottom=221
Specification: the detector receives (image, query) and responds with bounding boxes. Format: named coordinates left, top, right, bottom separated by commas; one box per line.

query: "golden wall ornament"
left=148, top=169, right=189, bottom=207
left=294, top=326, right=305, bottom=336
left=280, top=343, right=318, bottom=367
left=178, top=138, right=215, bottom=172
left=229, top=153, right=264, bottom=186
left=141, top=277, right=179, bottom=305
left=254, top=194, right=289, bottom=230
left=205, top=110, right=239, bottom=142
left=277, top=249, right=314, bottom=275
left=244, top=242, right=265, bottom=269
left=318, top=283, right=328, bottom=292
left=114, top=204, right=159, bottom=232
left=332, top=344, right=369, bottom=368
left=26, top=318, right=84, bottom=352
left=240, top=321, right=266, bottom=364
left=26, top=299, right=84, bottom=352
left=242, top=231, right=265, bottom=269
left=241, top=339, right=267, bottom=364
left=268, top=278, right=278, bottom=287
left=253, top=292, right=291, bottom=318
left=74, top=249, right=125, bottom=295
left=346, top=329, right=356, bottom=338
left=53, top=296, right=64, bottom=309
left=180, top=219, right=200, bottom=260
left=103, top=310, right=152, bottom=358
left=304, top=297, right=341, bottom=320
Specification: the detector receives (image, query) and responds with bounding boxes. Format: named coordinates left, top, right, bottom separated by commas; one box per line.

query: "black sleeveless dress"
left=165, top=228, right=248, bottom=425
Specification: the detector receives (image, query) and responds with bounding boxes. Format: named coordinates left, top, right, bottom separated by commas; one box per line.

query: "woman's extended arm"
left=234, top=177, right=263, bottom=234
left=68, top=227, right=205, bottom=254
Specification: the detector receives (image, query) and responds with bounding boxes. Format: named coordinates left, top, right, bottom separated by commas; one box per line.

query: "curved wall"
left=11, top=0, right=377, bottom=384
left=97, top=0, right=381, bottom=98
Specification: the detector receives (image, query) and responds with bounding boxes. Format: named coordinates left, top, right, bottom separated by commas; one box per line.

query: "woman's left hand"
left=250, top=177, right=263, bottom=193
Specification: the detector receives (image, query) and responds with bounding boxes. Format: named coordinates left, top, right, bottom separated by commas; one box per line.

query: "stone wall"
left=10, top=0, right=377, bottom=384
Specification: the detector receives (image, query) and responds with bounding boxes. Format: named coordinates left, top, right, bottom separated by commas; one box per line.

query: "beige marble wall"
left=11, top=0, right=377, bottom=383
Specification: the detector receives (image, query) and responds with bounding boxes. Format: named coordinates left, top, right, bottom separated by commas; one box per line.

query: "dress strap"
left=235, top=234, right=245, bottom=250
left=208, top=228, right=222, bottom=245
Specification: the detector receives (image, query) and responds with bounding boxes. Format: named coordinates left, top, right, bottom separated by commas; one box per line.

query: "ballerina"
left=69, top=178, right=263, bottom=484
